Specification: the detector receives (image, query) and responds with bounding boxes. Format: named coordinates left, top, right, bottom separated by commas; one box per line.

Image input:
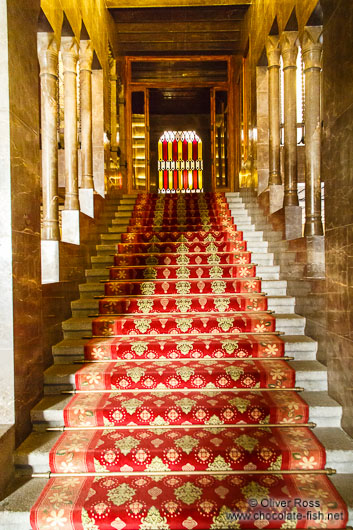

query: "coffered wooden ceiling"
left=108, top=1, right=251, bottom=56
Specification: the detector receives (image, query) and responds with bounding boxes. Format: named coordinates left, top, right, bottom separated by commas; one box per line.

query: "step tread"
left=0, top=477, right=46, bottom=528
left=31, top=390, right=342, bottom=420
left=43, top=360, right=328, bottom=386
left=15, top=427, right=353, bottom=467
left=0, top=475, right=352, bottom=529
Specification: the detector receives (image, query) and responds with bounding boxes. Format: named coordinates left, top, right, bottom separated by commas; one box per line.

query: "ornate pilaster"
left=265, top=35, right=282, bottom=185
left=61, top=36, right=79, bottom=210
left=301, top=26, right=324, bottom=236
left=79, top=40, right=94, bottom=189
left=37, top=33, right=60, bottom=241
left=280, top=31, right=299, bottom=206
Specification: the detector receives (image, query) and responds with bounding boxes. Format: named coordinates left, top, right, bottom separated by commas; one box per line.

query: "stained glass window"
left=158, top=131, right=203, bottom=193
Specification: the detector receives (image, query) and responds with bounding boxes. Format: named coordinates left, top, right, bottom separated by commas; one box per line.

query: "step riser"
left=16, top=448, right=351, bottom=476
left=42, top=376, right=327, bottom=394
left=71, top=303, right=296, bottom=317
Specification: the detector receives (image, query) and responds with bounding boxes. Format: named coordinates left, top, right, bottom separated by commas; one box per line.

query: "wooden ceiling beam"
left=117, top=32, right=240, bottom=43
left=119, top=42, right=241, bottom=52
left=109, top=6, right=248, bottom=23
left=107, top=0, right=251, bottom=7
left=116, top=22, right=242, bottom=33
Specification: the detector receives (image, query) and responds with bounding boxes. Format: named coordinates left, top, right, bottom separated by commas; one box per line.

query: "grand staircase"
left=0, top=191, right=352, bottom=529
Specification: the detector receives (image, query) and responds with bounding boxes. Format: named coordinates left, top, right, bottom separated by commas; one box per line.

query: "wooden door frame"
left=125, top=55, right=239, bottom=193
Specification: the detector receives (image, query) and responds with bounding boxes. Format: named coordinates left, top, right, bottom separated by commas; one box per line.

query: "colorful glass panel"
left=157, top=130, right=203, bottom=193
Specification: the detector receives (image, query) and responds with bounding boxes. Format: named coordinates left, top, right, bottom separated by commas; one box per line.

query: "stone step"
left=261, top=279, right=288, bottom=295
left=96, top=243, right=118, bottom=255
left=79, top=282, right=104, bottom=297
left=119, top=198, right=137, bottom=205
left=245, top=241, right=269, bottom=251
left=112, top=217, right=134, bottom=226
left=115, top=205, right=135, bottom=212
left=29, top=391, right=343, bottom=430
left=90, top=255, right=115, bottom=267
left=99, top=234, right=123, bottom=243
left=77, top=279, right=288, bottom=298
left=85, top=268, right=109, bottom=281
left=107, top=225, right=128, bottom=233
left=84, top=266, right=281, bottom=282
left=71, top=293, right=295, bottom=316
left=69, top=294, right=294, bottom=317
left=224, top=197, right=244, bottom=204
left=60, top=312, right=306, bottom=339
left=14, top=425, right=353, bottom=476
left=52, top=334, right=317, bottom=364
left=41, top=359, right=327, bottom=394
left=0, top=476, right=48, bottom=529
left=90, top=252, right=275, bottom=267
left=37, top=421, right=353, bottom=477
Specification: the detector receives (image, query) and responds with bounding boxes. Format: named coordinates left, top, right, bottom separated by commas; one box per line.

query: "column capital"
left=301, top=26, right=323, bottom=70
left=109, top=55, right=117, bottom=77
left=61, top=36, right=79, bottom=73
left=265, top=35, right=281, bottom=68
left=37, top=33, right=58, bottom=77
left=280, top=31, right=298, bottom=69
left=79, top=40, right=94, bottom=72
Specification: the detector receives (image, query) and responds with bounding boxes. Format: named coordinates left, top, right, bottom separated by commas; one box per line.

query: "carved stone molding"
left=280, top=31, right=298, bottom=69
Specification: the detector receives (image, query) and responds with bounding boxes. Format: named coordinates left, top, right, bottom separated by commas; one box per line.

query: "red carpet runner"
left=31, top=193, right=347, bottom=529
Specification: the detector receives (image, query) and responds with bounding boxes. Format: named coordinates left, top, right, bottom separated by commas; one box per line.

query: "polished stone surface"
left=322, top=0, right=353, bottom=435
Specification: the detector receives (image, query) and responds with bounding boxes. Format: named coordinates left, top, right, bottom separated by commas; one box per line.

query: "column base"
left=269, top=184, right=284, bottom=214
left=305, top=235, right=325, bottom=278
left=41, top=240, right=59, bottom=284
left=61, top=209, right=80, bottom=245
left=79, top=188, right=94, bottom=218
left=284, top=205, right=303, bottom=240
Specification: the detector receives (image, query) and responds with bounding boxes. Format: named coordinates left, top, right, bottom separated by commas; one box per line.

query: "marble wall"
left=249, top=0, right=353, bottom=436
left=7, top=0, right=42, bottom=445
left=42, top=196, right=107, bottom=369
left=1, top=0, right=118, bottom=453
left=321, top=0, right=353, bottom=436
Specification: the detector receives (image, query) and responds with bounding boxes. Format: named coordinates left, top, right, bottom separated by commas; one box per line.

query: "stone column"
left=79, top=40, right=95, bottom=217
left=109, top=55, right=118, bottom=159
left=302, top=26, right=324, bottom=236
left=118, top=78, right=127, bottom=179
left=280, top=31, right=302, bottom=240
left=61, top=36, right=79, bottom=210
left=79, top=40, right=94, bottom=190
left=265, top=35, right=282, bottom=186
left=61, top=36, right=80, bottom=244
left=38, top=33, right=60, bottom=283
left=281, top=31, right=299, bottom=206
left=38, top=33, right=59, bottom=241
